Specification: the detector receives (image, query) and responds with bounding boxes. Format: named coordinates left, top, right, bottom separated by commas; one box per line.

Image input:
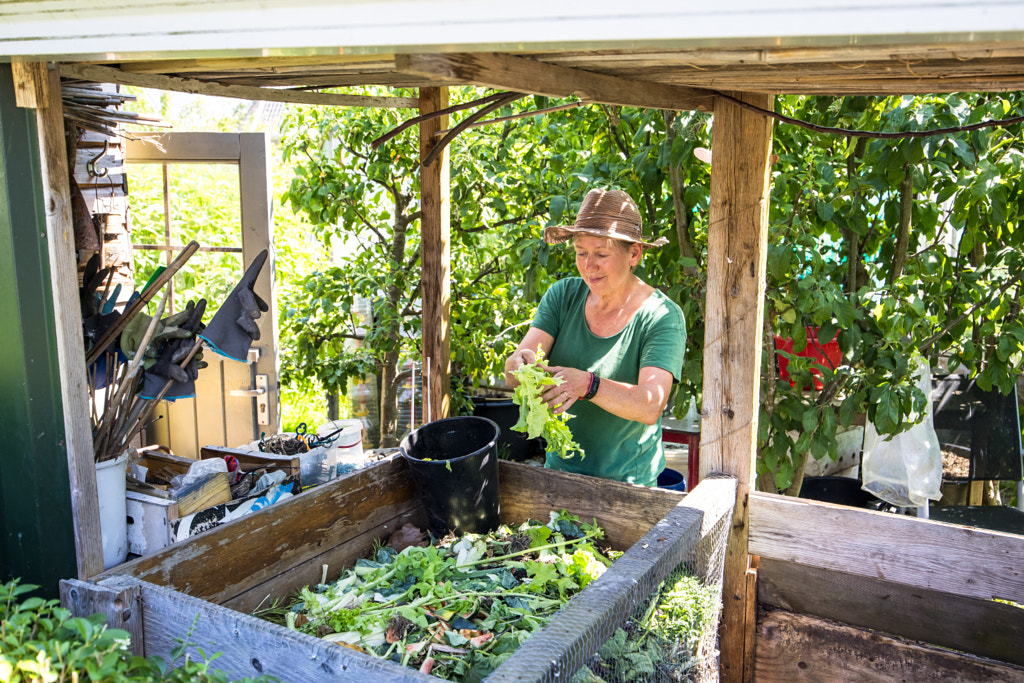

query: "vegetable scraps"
left=509, top=350, right=583, bottom=460
left=271, top=511, right=612, bottom=681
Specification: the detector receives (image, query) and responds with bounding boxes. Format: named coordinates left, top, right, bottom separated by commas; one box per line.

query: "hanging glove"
left=139, top=299, right=207, bottom=401
left=121, top=300, right=199, bottom=365
left=200, top=250, right=269, bottom=362
left=79, top=252, right=111, bottom=320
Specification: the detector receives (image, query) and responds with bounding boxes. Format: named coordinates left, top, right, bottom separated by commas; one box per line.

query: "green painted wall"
left=0, top=64, right=78, bottom=596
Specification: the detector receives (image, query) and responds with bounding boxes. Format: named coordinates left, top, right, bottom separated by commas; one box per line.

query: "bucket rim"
left=399, top=415, right=500, bottom=464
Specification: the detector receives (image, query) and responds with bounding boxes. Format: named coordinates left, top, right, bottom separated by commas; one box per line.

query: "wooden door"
left=126, top=132, right=280, bottom=458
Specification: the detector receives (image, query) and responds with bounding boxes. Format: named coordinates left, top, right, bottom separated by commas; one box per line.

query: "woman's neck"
left=589, top=275, right=642, bottom=313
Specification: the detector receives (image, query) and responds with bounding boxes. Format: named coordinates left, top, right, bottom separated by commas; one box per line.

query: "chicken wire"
left=486, top=475, right=736, bottom=683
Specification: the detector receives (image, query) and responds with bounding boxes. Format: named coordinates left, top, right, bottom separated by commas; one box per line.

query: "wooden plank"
left=396, top=52, right=714, bottom=112
left=419, top=87, right=451, bottom=422
left=94, top=575, right=436, bottom=683
left=200, top=445, right=301, bottom=476
left=127, top=132, right=241, bottom=164
left=19, top=61, right=105, bottom=578
left=757, top=557, right=1024, bottom=667
left=98, top=457, right=421, bottom=606
left=489, top=476, right=736, bottom=682
left=59, top=63, right=419, bottom=109
left=60, top=578, right=144, bottom=656
left=498, top=460, right=683, bottom=550
left=10, top=60, right=45, bottom=108
left=701, top=91, right=775, bottom=683
left=118, top=53, right=397, bottom=75
left=238, top=132, right=281, bottom=434
left=754, top=608, right=1024, bottom=683
left=749, top=492, right=1024, bottom=603
left=743, top=562, right=758, bottom=683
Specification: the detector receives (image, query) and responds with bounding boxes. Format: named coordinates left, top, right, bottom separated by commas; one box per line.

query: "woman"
left=504, top=188, right=686, bottom=487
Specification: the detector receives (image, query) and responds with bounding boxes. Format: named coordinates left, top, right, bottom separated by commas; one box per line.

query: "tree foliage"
left=279, top=89, right=1024, bottom=487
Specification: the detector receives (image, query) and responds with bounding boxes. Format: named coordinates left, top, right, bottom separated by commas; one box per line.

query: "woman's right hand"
left=504, top=347, right=537, bottom=376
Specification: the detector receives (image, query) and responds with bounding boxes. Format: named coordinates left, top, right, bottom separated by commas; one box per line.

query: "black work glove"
left=200, top=250, right=269, bottom=362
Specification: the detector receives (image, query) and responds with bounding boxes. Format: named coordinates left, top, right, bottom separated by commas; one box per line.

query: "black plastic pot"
left=798, top=476, right=881, bottom=509
left=471, top=398, right=541, bottom=461
left=400, top=416, right=501, bottom=536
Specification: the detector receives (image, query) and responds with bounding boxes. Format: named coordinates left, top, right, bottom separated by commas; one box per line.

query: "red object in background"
left=662, top=429, right=700, bottom=491
left=775, top=326, right=842, bottom=391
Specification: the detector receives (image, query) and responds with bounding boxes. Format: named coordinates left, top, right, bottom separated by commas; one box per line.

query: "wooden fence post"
left=419, top=87, right=451, bottom=422
left=700, top=91, right=774, bottom=683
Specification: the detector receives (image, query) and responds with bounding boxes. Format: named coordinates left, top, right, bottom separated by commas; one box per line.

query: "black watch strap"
left=582, top=373, right=600, bottom=400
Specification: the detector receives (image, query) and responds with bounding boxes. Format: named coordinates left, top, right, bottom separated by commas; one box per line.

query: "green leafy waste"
left=263, top=511, right=613, bottom=681
left=509, top=351, right=584, bottom=460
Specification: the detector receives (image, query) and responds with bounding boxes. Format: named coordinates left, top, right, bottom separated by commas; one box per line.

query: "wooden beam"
left=758, top=557, right=1024, bottom=667
left=755, top=608, right=1024, bottom=683
left=419, top=87, right=451, bottom=423
left=395, top=52, right=715, bottom=112
left=58, top=63, right=419, bottom=109
left=14, top=62, right=104, bottom=578
left=116, top=53, right=397, bottom=75
left=748, top=492, right=1024, bottom=603
left=701, top=91, right=775, bottom=683
left=60, top=578, right=144, bottom=656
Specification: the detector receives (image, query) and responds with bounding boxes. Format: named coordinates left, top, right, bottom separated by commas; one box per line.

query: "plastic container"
left=400, top=416, right=501, bottom=536
left=657, top=467, right=687, bottom=492
left=472, top=398, right=542, bottom=461
left=318, top=419, right=364, bottom=474
left=96, top=450, right=130, bottom=569
left=297, top=444, right=335, bottom=487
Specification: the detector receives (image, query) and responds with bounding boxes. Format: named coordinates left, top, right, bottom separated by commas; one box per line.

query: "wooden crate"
left=748, top=492, right=1024, bottom=682
left=61, top=458, right=736, bottom=682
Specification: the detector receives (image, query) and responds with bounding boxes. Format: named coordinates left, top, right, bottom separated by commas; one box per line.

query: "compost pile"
left=266, top=512, right=715, bottom=682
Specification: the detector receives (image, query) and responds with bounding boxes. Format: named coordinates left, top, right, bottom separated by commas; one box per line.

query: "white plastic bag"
left=861, top=358, right=943, bottom=507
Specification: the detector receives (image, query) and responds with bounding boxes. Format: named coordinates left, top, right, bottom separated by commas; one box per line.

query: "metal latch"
left=230, top=374, right=270, bottom=425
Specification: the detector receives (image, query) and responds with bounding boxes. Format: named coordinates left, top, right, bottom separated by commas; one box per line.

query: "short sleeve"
left=531, top=278, right=571, bottom=339
left=639, top=298, right=686, bottom=382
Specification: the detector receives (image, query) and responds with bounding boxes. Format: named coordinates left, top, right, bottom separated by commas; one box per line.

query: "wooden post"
left=419, top=87, right=450, bottom=423
left=60, top=577, right=144, bottom=656
left=12, top=62, right=104, bottom=578
left=700, top=91, right=774, bottom=683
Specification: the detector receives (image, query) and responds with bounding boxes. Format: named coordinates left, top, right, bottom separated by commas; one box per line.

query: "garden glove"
left=139, top=299, right=207, bottom=401
left=200, top=249, right=269, bottom=362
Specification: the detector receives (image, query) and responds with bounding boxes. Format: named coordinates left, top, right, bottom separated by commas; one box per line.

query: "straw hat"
left=544, top=188, right=669, bottom=248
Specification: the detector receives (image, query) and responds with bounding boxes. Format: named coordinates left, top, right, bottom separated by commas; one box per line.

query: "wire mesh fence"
left=487, top=475, right=736, bottom=683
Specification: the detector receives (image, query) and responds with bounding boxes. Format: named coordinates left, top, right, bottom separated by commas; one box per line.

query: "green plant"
left=0, top=579, right=275, bottom=682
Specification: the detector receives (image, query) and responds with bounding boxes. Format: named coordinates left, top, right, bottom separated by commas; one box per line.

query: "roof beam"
left=58, top=63, right=419, bottom=109
left=395, top=52, right=715, bottom=112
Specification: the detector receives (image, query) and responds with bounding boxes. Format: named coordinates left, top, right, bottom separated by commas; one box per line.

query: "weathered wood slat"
left=59, top=63, right=420, bottom=109
left=498, top=460, right=682, bottom=550
left=755, top=608, right=1024, bottom=683
left=126, top=132, right=241, bottom=164
left=99, top=457, right=421, bottom=606
left=60, top=578, right=144, bottom=656
left=488, top=477, right=737, bottom=682
left=757, top=557, right=1024, bottom=667
left=85, top=575, right=436, bottom=683
left=395, top=52, right=715, bottom=112
left=749, top=492, right=1024, bottom=603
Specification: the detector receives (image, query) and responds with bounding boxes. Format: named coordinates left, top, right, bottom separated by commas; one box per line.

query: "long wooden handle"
left=85, top=240, right=200, bottom=366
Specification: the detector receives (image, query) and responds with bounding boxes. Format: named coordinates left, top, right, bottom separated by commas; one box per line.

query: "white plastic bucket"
left=318, top=419, right=364, bottom=471
left=95, top=449, right=130, bottom=569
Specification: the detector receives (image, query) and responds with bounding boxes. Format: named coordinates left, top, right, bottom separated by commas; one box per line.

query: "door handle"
left=230, top=387, right=266, bottom=397
left=231, top=374, right=270, bottom=426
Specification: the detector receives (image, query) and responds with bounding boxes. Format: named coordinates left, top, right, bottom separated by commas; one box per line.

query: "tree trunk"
left=888, top=164, right=914, bottom=285
left=377, top=200, right=413, bottom=448
left=663, top=111, right=699, bottom=276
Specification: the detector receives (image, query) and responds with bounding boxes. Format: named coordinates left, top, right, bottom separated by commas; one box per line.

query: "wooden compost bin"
left=748, top=493, right=1024, bottom=682
left=60, top=458, right=735, bottom=682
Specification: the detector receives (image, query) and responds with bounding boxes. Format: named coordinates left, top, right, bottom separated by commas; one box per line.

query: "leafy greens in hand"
left=510, top=350, right=583, bottom=460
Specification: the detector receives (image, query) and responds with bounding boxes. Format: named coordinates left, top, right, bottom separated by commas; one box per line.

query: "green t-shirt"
left=531, top=277, right=686, bottom=486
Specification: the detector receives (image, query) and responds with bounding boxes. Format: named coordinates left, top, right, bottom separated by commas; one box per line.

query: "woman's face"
left=573, top=235, right=640, bottom=294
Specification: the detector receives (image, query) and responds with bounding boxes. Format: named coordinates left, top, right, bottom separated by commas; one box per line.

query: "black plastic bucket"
left=400, top=416, right=501, bottom=536
left=472, top=398, right=542, bottom=461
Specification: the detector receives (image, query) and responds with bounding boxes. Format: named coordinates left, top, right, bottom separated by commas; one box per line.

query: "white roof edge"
left=2, top=1, right=1024, bottom=61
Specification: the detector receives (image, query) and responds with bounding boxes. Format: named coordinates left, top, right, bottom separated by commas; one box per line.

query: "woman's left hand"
left=542, top=365, right=589, bottom=414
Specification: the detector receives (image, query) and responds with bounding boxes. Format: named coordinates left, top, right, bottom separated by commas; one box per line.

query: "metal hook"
left=86, top=139, right=110, bottom=179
